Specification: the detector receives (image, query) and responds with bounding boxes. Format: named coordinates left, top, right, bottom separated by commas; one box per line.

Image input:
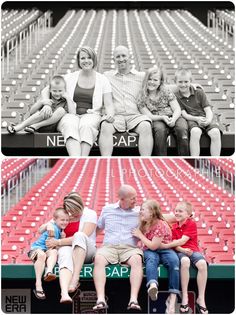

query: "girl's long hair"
left=139, top=199, right=166, bottom=233
left=140, top=66, right=165, bottom=99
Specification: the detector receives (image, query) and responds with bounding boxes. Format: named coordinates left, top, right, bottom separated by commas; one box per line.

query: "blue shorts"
left=178, top=252, right=208, bottom=269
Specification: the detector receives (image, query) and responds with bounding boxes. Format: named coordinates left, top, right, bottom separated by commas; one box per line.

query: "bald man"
left=99, top=46, right=153, bottom=156
left=93, top=184, right=143, bottom=311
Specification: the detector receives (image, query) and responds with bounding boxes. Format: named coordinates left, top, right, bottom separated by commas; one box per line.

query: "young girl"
left=7, top=75, right=73, bottom=134
left=137, top=66, right=189, bottom=156
left=132, top=199, right=180, bottom=314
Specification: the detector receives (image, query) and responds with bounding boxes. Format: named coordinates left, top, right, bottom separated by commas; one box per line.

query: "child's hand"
left=137, top=240, right=143, bottom=249
left=162, top=116, right=171, bottom=125
left=167, top=118, right=176, bottom=128
left=182, top=248, right=193, bottom=256
left=46, top=237, right=57, bottom=249
left=196, top=117, right=206, bottom=127
left=40, top=105, right=53, bottom=119
left=131, top=228, right=143, bottom=239
left=61, top=231, right=66, bottom=239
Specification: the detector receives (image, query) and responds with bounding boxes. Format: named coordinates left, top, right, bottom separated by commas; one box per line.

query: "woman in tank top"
left=41, top=46, right=114, bottom=156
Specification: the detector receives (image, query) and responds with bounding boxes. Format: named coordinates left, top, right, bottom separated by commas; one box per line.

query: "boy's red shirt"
left=172, top=218, right=200, bottom=252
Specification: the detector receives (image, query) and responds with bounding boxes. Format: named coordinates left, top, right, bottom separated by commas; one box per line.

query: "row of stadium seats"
left=1, top=9, right=42, bottom=43
left=1, top=9, right=235, bottom=134
left=1, top=158, right=36, bottom=187
left=1, top=158, right=235, bottom=264
left=208, top=158, right=235, bottom=178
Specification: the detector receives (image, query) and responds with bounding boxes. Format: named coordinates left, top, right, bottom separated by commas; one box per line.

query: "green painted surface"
left=1, top=264, right=234, bottom=280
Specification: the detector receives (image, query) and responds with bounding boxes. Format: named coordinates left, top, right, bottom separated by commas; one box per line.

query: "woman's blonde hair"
left=139, top=199, right=166, bottom=232
left=141, top=66, right=165, bottom=98
left=63, top=192, right=84, bottom=216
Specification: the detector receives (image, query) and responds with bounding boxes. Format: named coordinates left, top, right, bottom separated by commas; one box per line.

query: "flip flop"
left=7, top=124, right=16, bottom=134
left=92, top=301, right=108, bottom=311
left=196, top=303, right=208, bottom=314
left=127, top=301, right=141, bottom=311
left=44, top=272, right=57, bottom=282
left=148, top=285, right=158, bottom=301
left=180, top=304, right=190, bottom=314
left=24, top=126, right=36, bottom=133
left=68, top=281, right=80, bottom=293
left=33, top=289, right=46, bottom=300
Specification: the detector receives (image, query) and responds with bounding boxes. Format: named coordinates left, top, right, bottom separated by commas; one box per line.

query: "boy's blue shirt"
left=31, top=222, right=61, bottom=251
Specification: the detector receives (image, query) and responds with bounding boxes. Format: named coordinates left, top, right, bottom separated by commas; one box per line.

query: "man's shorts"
left=111, top=114, right=152, bottom=132
left=178, top=251, right=208, bottom=269
left=96, top=244, right=143, bottom=264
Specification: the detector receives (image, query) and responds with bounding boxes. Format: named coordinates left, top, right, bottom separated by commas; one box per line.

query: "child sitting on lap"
left=174, top=68, right=222, bottom=156
left=7, top=75, right=73, bottom=134
left=28, top=208, right=69, bottom=300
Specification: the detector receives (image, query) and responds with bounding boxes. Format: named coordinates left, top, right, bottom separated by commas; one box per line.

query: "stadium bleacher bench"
left=1, top=131, right=235, bottom=150
left=1, top=263, right=234, bottom=280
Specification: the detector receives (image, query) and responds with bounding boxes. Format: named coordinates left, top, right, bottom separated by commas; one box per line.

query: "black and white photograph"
left=1, top=1, right=235, bottom=156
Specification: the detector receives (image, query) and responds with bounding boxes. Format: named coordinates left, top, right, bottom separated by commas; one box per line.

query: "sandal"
left=24, top=126, right=36, bottom=133
left=92, top=301, right=108, bottom=310
left=127, top=301, right=141, bottom=311
left=68, top=281, right=80, bottom=293
left=33, top=289, right=46, bottom=300
left=7, top=124, right=16, bottom=134
left=44, top=272, right=57, bottom=282
left=148, top=285, right=158, bottom=301
left=180, top=304, right=190, bottom=313
left=196, top=303, right=208, bottom=314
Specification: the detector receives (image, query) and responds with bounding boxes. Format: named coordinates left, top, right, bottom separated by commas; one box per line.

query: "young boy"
left=28, top=208, right=69, bottom=300
left=160, top=201, right=208, bottom=314
left=174, top=68, right=222, bottom=156
left=7, top=75, right=73, bottom=134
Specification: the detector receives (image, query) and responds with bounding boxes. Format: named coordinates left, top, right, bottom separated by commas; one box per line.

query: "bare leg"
left=13, top=112, right=43, bottom=132
left=59, top=268, right=73, bottom=302
left=180, top=257, right=190, bottom=310
left=81, top=142, right=92, bottom=156
left=34, top=250, right=46, bottom=296
left=167, top=293, right=177, bottom=314
left=99, top=121, right=116, bottom=156
left=190, top=127, right=202, bottom=156
left=65, top=138, right=81, bottom=156
left=46, top=249, right=58, bottom=273
left=195, top=260, right=208, bottom=313
left=126, top=254, right=143, bottom=304
left=208, top=128, right=221, bottom=156
left=93, top=254, right=109, bottom=303
left=134, top=121, right=153, bottom=156
left=30, top=107, right=66, bottom=130
left=70, top=246, right=86, bottom=290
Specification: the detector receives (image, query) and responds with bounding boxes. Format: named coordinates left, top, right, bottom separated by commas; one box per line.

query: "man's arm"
left=103, top=92, right=115, bottom=122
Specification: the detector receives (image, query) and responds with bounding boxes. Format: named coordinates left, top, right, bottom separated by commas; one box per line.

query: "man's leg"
left=190, top=127, right=202, bottom=156
left=126, top=254, right=143, bottom=304
left=208, top=128, right=221, bottom=156
left=152, top=121, right=168, bottom=155
left=99, top=121, right=116, bottom=156
left=134, top=121, right=153, bottom=156
left=93, top=254, right=109, bottom=304
left=173, top=117, right=189, bottom=156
